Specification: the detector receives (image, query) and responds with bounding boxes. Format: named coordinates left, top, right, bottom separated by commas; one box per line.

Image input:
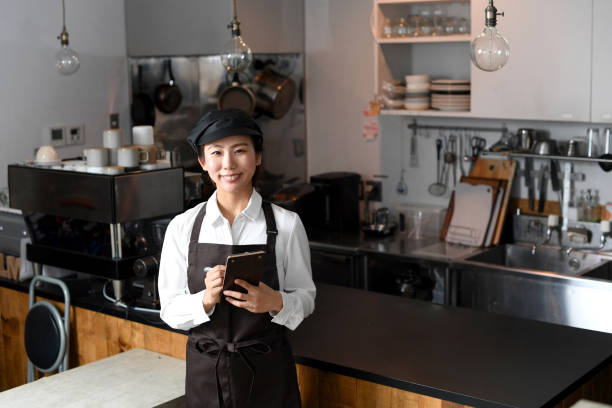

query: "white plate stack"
left=404, top=74, right=430, bottom=110
left=431, top=79, right=470, bottom=112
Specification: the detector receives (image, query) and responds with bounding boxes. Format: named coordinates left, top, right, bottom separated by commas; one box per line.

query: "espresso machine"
left=8, top=164, right=184, bottom=309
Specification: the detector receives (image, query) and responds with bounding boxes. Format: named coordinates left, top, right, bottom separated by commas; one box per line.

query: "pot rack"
left=407, top=119, right=508, bottom=134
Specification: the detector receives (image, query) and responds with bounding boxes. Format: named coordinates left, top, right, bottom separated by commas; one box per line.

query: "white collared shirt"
left=158, top=190, right=316, bottom=331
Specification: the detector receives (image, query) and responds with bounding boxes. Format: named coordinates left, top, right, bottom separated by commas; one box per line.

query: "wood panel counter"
left=1, top=279, right=611, bottom=407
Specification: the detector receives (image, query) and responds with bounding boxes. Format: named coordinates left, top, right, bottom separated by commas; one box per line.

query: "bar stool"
left=25, top=275, right=70, bottom=382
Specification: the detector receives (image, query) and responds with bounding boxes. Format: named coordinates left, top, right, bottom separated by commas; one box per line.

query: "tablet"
left=222, top=250, right=266, bottom=294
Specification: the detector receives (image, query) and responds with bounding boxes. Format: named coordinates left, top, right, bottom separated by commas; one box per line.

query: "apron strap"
left=262, top=201, right=277, bottom=256
left=188, top=203, right=208, bottom=275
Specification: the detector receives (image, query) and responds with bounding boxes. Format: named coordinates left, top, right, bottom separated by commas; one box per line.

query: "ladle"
left=428, top=138, right=447, bottom=196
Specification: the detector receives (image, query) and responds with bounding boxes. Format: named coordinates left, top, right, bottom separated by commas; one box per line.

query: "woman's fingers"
left=223, top=290, right=247, bottom=300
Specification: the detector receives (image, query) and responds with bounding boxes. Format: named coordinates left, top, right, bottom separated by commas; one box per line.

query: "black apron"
left=185, top=201, right=301, bottom=408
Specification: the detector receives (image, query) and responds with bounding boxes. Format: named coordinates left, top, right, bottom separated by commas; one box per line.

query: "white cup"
left=103, top=129, right=123, bottom=148
left=84, top=148, right=109, bottom=167
left=35, top=145, right=60, bottom=164
left=132, top=125, right=154, bottom=146
left=117, top=146, right=149, bottom=167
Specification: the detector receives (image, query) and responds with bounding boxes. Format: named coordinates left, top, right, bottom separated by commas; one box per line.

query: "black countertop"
left=289, top=283, right=612, bottom=408
left=4, top=277, right=612, bottom=407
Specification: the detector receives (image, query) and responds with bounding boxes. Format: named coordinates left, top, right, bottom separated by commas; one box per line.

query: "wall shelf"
left=377, top=0, right=469, bottom=4
left=380, top=109, right=472, bottom=117
left=377, top=34, right=471, bottom=44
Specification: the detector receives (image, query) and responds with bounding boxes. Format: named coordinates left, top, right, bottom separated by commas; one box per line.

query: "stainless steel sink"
left=464, top=243, right=607, bottom=276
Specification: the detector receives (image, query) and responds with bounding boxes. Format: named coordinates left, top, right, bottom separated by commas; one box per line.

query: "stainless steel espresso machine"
left=8, top=164, right=184, bottom=309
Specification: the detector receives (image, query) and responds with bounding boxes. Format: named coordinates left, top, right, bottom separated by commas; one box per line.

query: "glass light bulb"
left=470, top=26, right=510, bottom=72
left=56, top=45, right=80, bottom=75
left=220, top=35, right=252, bottom=73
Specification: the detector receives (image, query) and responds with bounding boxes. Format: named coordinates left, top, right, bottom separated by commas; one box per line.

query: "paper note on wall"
left=362, top=110, right=379, bottom=142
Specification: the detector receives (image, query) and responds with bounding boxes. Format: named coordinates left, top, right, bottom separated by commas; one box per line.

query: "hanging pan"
left=254, top=67, right=297, bottom=119
left=155, top=59, right=182, bottom=114
left=217, top=73, right=256, bottom=116
left=131, top=64, right=156, bottom=126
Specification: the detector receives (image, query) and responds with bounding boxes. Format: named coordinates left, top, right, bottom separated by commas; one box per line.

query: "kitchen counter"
left=2, top=277, right=611, bottom=407
left=290, top=283, right=612, bottom=408
left=308, top=229, right=480, bottom=262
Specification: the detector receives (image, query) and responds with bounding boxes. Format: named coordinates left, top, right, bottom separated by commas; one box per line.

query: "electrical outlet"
left=110, top=113, right=119, bottom=129
left=42, top=126, right=66, bottom=147
left=66, top=124, right=85, bottom=145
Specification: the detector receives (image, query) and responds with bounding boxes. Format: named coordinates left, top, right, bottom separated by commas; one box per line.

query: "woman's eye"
left=235, top=149, right=246, bottom=154
left=210, top=151, right=221, bottom=156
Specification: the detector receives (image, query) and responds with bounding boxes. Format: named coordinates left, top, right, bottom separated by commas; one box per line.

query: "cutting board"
left=469, top=158, right=517, bottom=245
left=445, top=182, right=495, bottom=247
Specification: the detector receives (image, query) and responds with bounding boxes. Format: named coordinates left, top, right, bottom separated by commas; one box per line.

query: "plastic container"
left=396, top=203, right=447, bottom=239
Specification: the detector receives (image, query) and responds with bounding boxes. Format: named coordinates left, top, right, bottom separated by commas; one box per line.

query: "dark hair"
left=197, top=134, right=263, bottom=185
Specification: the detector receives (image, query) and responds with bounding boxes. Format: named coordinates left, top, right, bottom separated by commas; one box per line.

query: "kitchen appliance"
left=8, top=165, right=184, bottom=309
left=361, top=207, right=397, bottom=236
left=309, top=172, right=361, bottom=233
left=271, top=182, right=317, bottom=233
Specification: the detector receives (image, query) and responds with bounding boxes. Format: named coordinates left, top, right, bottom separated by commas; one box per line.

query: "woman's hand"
left=224, top=280, right=283, bottom=314
left=203, top=265, right=225, bottom=313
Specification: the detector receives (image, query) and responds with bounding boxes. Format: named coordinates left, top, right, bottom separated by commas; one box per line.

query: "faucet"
left=566, top=220, right=611, bottom=255
left=531, top=215, right=560, bottom=255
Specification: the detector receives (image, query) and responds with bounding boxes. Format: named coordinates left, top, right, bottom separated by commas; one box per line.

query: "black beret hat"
left=187, top=108, right=263, bottom=153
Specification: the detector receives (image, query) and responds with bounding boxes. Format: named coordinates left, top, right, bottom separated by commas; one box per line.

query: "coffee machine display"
left=8, top=165, right=184, bottom=309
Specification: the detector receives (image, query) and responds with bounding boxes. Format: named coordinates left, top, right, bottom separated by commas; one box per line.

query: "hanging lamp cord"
left=61, top=0, right=66, bottom=31
left=232, top=0, right=238, bottom=20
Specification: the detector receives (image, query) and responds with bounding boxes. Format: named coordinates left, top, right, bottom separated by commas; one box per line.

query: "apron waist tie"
left=192, top=336, right=282, bottom=407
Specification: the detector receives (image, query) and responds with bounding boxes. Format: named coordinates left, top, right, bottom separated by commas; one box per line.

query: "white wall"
left=0, top=0, right=129, bottom=187
left=304, top=0, right=612, bottom=211
left=304, top=0, right=380, bottom=179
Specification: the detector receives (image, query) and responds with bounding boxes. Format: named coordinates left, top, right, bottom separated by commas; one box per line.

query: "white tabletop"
left=0, top=348, right=186, bottom=408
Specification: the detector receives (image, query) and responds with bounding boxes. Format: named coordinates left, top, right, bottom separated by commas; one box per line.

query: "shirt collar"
left=204, top=189, right=262, bottom=224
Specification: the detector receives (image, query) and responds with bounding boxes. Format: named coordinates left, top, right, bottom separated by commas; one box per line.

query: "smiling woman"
left=158, top=108, right=316, bottom=408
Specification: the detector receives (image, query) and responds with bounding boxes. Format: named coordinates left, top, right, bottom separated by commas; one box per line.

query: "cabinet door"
left=591, top=0, right=612, bottom=123
left=470, top=0, right=592, bottom=122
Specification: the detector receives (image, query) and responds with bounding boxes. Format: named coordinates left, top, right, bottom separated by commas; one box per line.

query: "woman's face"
left=198, top=135, right=261, bottom=195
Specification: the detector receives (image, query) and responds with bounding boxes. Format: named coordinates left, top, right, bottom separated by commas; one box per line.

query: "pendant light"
left=470, top=0, right=510, bottom=72
left=56, top=0, right=80, bottom=75
left=220, top=0, right=252, bottom=74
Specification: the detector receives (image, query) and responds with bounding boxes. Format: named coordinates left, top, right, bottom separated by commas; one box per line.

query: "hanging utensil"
left=409, top=126, right=418, bottom=168
left=131, top=65, right=156, bottom=126
left=550, top=159, right=562, bottom=204
left=397, top=131, right=408, bottom=195
left=155, top=60, right=182, bottom=114
left=538, top=164, right=548, bottom=213
left=428, top=138, right=446, bottom=196
left=525, top=157, right=535, bottom=211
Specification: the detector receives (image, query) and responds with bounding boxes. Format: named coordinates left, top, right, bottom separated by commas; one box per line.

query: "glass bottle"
left=584, top=189, right=593, bottom=221
left=577, top=190, right=585, bottom=221
left=395, top=17, right=409, bottom=37
left=591, top=189, right=600, bottom=221
left=382, top=18, right=394, bottom=38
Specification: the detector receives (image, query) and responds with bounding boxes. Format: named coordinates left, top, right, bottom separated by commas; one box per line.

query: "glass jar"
left=394, top=17, right=409, bottom=37
left=419, top=7, right=433, bottom=36
left=410, top=15, right=423, bottom=37
left=455, top=17, right=469, bottom=35
left=382, top=18, right=394, bottom=38
left=443, top=17, right=456, bottom=36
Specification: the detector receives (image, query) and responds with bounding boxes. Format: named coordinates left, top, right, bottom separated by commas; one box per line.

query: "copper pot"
left=254, top=68, right=296, bottom=119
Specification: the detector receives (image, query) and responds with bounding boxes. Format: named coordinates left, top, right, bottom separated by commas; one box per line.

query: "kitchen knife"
left=550, top=159, right=562, bottom=204
left=525, top=157, right=535, bottom=210
left=538, top=164, right=548, bottom=213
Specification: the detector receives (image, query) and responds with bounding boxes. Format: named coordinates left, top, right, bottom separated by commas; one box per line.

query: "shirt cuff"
left=191, top=290, right=213, bottom=326
left=270, top=292, right=295, bottom=329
